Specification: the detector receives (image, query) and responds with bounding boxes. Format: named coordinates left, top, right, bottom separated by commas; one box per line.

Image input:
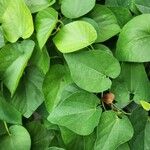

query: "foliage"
left=0, top=0, right=150, bottom=149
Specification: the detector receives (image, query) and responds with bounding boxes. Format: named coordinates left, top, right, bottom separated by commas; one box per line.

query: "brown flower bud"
left=102, top=92, right=115, bottom=104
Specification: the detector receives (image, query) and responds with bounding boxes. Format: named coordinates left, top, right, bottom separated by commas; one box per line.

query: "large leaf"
left=0, top=93, right=21, bottom=124
left=88, top=4, right=121, bottom=42
left=48, top=90, right=102, bottom=135
left=25, top=0, right=56, bottom=13
left=64, top=50, right=120, bottom=93
left=61, top=0, right=96, bottom=18
left=11, top=66, right=45, bottom=118
left=1, top=0, right=34, bottom=42
left=35, top=7, right=58, bottom=49
left=26, top=121, right=50, bottom=150
left=53, top=21, right=97, bottom=53
left=111, top=63, right=150, bottom=107
left=129, top=107, right=150, bottom=150
left=116, top=14, right=150, bottom=62
left=43, top=64, right=72, bottom=112
left=94, top=111, right=133, bottom=150
left=0, top=40, right=35, bottom=96
left=0, top=125, right=31, bottom=150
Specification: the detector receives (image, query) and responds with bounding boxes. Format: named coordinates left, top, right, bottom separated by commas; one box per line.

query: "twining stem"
left=90, top=45, right=94, bottom=50
left=3, top=121, right=11, bottom=136
left=112, top=103, right=131, bottom=115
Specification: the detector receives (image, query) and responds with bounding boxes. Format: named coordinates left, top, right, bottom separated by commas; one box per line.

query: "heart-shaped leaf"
left=116, top=14, right=150, bottom=62
left=61, top=0, right=96, bottom=18
left=48, top=90, right=102, bottom=135
left=0, top=125, right=31, bottom=150
left=11, top=66, right=45, bottom=118
left=35, top=7, right=58, bottom=49
left=94, top=111, right=133, bottom=150
left=64, top=49, right=120, bottom=93
left=0, top=40, right=35, bottom=96
left=53, top=21, right=97, bottom=53
left=111, top=63, right=150, bottom=107
left=1, top=0, right=34, bottom=42
left=88, top=4, right=121, bottom=42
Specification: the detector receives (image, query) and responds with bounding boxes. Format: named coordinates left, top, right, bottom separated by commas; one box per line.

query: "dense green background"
left=0, top=0, right=150, bottom=150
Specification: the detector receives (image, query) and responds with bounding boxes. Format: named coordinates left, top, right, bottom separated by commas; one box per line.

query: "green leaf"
left=135, top=0, right=150, bottom=13
left=30, top=45, right=50, bottom=75
left=140, top=100, right=150, bottom=111
left=94, top=111, right=133, bottom=150
left=1, top=0, right=34, bottom=42
left=84, top=132, right=96, bottom=150
left=116, top=143, right=130, bottom=150
left=105, top=0, right=131, bottom=8
left=1, top=40, right=35, bottom=96
left=88, top=4, right=121, bottom=42
left=129, top=107, right=150, bottom=150
left=53, top=21, right=97, bottom=53
left=60, top=126, right=77, bottom=145
left=0, top=93, right=21, bottom=124
left=109, top=7, right=133, bottom=28
left=35, top=7, right=58, bottom=49
left=0, top=125, right=31, bottom=150
left=111, top=63, right=150, bottom=107
left=48, top=90, right=102, bottom=135
left=64, top=50, right=120, bottom=93
left=0, top=0, right=8, bottom=23
left=116, top=14, right=150, bottom=62
left=61, top=0, right=96, bottom=18
left=0, top=27, right=5, bottom=48
left=25, top=0, right=56, bottom=13
left=43, top=64, right=72, bottom=112
left=11, top=66, right=45, bottom=118
left=26, top=121, right=50, bottom=150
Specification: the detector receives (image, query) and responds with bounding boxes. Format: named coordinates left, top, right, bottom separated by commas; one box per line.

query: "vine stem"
left=3, top=121, right=11, bottom=136
left=112, top=103, right=131, bottom=115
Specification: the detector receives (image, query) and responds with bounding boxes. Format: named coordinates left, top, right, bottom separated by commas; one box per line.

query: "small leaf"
left=0, top=125, right=31, bottom=150
left=111, top=63, right=150, bottom=107
left=43, top=64, right=72, bottom=112
left=53, top=21, right=97, bottom=53
left=88, top=4, right=121, bottom=42
left=64, top=50, right=120, bottom=93
left=135, top=0, right=150, bottom=13
left=26, top=121, right=50, bottom=150
left=30, top=45, right=50, bottom=75
left=94, top=111, right=133, bottom=150
left=48, top=90, right=102, bottom=135
left=35, top=7, right=58, bottom=49
left=1, top=0, right=34, bottom=42
left=140, top=100, right=150, bottom=111
left=61, top=0, right=96, bottom=18
left=0, top=93, right=22, bottom=124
